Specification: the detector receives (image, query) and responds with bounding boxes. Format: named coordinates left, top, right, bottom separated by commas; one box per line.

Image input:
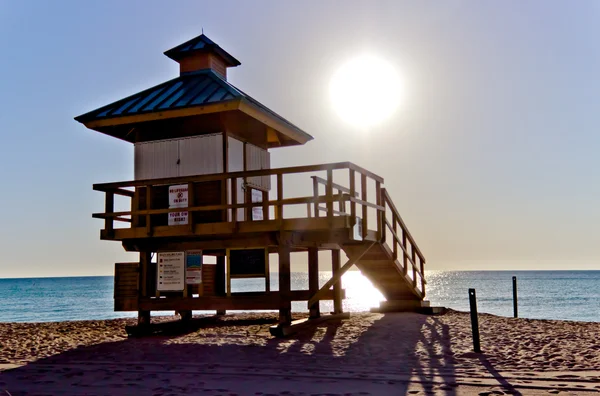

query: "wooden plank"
left=138, top=290, right=343, bottom=311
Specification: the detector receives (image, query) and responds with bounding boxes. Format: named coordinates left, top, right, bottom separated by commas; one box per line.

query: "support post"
left=308, top=247, right=320, bottom=319
left=216, top=255, right=226, bottom=315
left=469, top=288, right=481, bottom=353
left=137, top=251, right=151, bottom=326
left=331, top=249, right=343, bottom=314
left=278, top=244, right=292, bottom=325
left=512, top=276, right=518, bottom=318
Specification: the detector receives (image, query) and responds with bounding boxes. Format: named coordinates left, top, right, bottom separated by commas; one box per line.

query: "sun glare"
left=330, top=55, right=404, bottom=129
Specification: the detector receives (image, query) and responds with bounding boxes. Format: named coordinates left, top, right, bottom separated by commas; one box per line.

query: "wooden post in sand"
left=468, top=288, right=481, bottom=353
left=512, top=276, right=518, bottom=318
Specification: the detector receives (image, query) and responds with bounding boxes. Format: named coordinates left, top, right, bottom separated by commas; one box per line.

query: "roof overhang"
left=80, top=98, right=313, bottom=147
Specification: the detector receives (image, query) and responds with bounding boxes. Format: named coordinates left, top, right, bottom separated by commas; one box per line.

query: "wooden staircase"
left=308, top=187, right=427, bottom=310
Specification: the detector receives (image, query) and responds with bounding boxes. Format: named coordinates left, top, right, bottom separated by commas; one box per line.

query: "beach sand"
left=0, top=309, right=599, bottom=395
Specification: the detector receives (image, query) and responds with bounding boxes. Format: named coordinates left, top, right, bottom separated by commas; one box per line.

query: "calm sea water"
left=0, top=271, right=598, bottom=323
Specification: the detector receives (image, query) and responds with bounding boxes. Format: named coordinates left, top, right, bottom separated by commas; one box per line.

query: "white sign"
left=169, top=184, right=189, bottom=225
left=169, top=184, right=188, bottom=208
left=168, top=211, right=188, bottom=226
left=157, top=251, right=185, bottom=291
left=186, top=250, right=203, bottom=285
left=251, top=189, right=263, bottom=221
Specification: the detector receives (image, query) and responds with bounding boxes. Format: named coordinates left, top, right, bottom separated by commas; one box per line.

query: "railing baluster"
left=349, top=169, right=356, bottom=230
left=188, top=182, right=195, bottom=233
left=231, top=177, right=237, bottom=223
left=361, top=173, right=367, bottom=239
left=277, top=173, right=283, bottom=224
left=105, top=191, right=114, bottom=237
left=377, top=183, right=384, bottom=242
left=145, top=185, right=153, bottom=236
left=420, top=257, right=426, bottom=296
left=312, top=175, right=319, bottom=218
left=412, top=245, right=417, bottom=286
left=402, top=230, right=408, bottom=275
left=392, top=212, right=398, bottom=261
left=326, top=169, right=334, bottom=226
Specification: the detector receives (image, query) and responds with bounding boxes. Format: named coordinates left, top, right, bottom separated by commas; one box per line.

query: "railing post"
left=469, top=289, right=481, bottom=353
left=231, top=177, right=237, bottom=223
left=276, top=173, right=283, bottom=224
left=392, top=213, right=398, bottom=260
left=378, top=185, right=385, bottom=243
left=402, top=231, right=408, bottom=275
left=326, top=169, right=334, bottom=226
left=312, top=175, right=320, bottom=218
left=375, top=181, right=383, bottom=241
left=513, top=276, right=518, bottom=318
left=145, top=186, right=153, bottom=236
left=420, top=257, right=426, bottom=297
left=188, top=182, right=195, bottom=233
left=105, top=191, right=114, bottom=237
left=349, top=168, right=356, bottom=230
left=361, top=174, right=368, bottom=239
left=411, top=245, right=417, bottom=287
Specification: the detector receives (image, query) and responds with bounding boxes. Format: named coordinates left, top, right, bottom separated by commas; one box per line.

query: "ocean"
left=0, top=271, right=598, bottom=323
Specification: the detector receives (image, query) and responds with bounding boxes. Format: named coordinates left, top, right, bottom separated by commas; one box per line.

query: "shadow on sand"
left=0, top=312, right=513, bottom=395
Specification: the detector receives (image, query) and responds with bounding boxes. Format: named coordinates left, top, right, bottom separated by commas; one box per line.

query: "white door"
left=134, top=139, right=179, bottom=180
left=178, top=134, right=224, bottom=177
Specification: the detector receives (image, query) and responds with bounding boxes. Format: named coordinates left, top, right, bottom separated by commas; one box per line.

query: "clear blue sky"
left=1, top=1, right=599, bottom=277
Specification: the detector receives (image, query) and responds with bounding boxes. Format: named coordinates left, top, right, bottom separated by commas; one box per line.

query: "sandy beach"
left=0, top=310, right=599, bottom=395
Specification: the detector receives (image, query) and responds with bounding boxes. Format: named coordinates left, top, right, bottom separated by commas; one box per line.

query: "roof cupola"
left=164, top=33, right=241, bottom=79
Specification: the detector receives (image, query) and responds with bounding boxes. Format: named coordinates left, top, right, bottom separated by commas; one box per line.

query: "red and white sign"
left=169, top=184, right=188, bottom=208
left=168, top=211, right=188, bottom=226
left=169, top=184, right=188, bottom=225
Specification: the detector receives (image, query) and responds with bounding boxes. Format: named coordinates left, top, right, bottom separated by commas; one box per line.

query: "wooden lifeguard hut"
left=75, top=33, right=428, bottom=329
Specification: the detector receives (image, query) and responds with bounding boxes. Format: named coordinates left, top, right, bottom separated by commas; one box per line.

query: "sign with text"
left=168, top=184, right=189, bottom=225
left=185, top=250, right=203, bottom=285
left=169, top=184, right=188, bottom=207
left=168, top=211, right=188, bottom=226
left=228, top=248, right=268, bottom=278
left=157, top=251, right=185, bottom=291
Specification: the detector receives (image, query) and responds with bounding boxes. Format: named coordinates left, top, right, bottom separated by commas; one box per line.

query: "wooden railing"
left=93, top=162, right=385, bottom=239
left=93, top=161, right=426, bottom=296
left=381, top=188, right=427, bottom=296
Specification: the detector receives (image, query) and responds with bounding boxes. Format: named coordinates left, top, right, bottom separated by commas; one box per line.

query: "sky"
left=1, top=1, right=600, bottom=277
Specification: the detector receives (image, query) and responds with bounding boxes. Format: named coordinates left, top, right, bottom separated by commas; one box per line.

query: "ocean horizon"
left=1, top=270, right=598, bottom=323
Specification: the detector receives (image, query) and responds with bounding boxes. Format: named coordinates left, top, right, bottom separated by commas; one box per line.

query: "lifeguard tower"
left=75, top=33, right=428, bottom=329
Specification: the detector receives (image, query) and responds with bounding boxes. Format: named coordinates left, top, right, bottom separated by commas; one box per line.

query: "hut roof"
left=75, top=69, right=312, bottom=146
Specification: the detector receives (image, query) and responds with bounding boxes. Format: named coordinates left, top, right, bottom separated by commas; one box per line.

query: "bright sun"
left=329, top=55, right=404, bottom=128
